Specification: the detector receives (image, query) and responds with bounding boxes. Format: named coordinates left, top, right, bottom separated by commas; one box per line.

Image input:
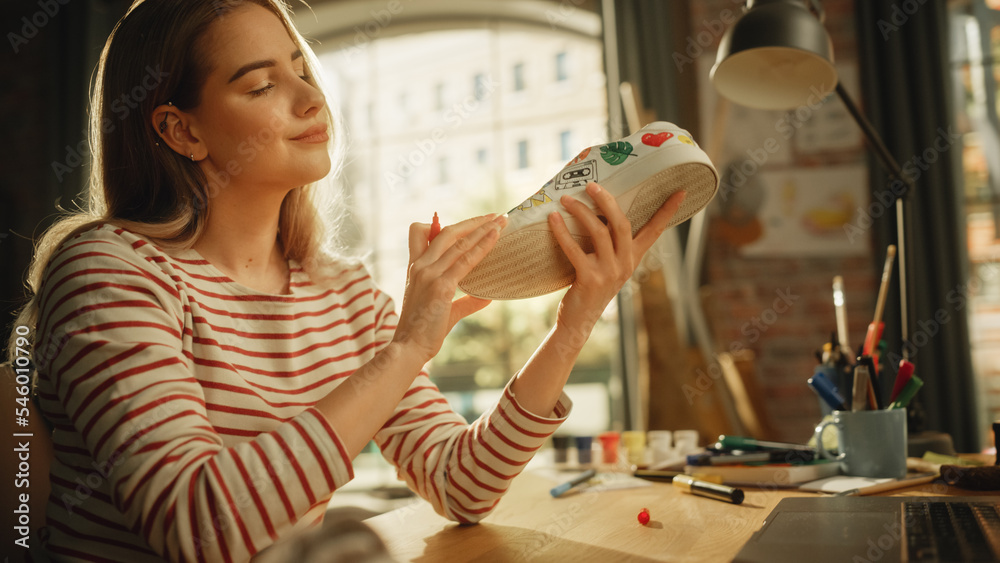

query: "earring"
left=155, top=102, right=173, bottom=148
left=190, top=154, right=195, bottom=161
left=156, top=101, right=173, bottom=144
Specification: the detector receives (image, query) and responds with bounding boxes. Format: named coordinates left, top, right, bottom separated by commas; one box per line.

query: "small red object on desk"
left=637, top=508, right=650, bottom=525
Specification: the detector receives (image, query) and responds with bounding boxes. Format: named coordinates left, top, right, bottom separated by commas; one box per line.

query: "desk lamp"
left=710, top=0, right=915, bottom=358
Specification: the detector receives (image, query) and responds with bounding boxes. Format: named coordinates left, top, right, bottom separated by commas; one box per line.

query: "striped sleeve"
left=33, top=234, right=354, bottom=562
left=369, top=293, right=571, bottom=524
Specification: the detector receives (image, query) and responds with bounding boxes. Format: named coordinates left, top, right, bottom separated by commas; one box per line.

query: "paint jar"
left=598, top=431, right=620, bottom=466
left=622, top=431, right=647, bottom=467
left=552, top=435, right=571, bottom=465
left=673, top=429, right=700, bottom=456
left=647, top=430, right=673, bottom=465
left=575, top=436, right=594, bottom=466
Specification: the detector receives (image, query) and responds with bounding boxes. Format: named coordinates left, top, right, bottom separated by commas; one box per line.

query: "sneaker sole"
left=459, top=158, right=718, bottom=300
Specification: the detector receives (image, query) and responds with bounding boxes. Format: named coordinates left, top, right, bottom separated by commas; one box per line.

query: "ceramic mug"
left=814, top=409, right=907, bottom=479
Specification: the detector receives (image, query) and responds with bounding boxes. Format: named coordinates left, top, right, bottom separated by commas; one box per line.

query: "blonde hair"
left=7, top=0, right=352, bottom=365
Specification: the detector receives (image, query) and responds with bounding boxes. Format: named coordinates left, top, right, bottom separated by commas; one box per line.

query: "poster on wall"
left=725, top=164, right=870, bottom=257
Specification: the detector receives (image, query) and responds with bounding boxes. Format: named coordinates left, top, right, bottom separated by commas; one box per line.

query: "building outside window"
left=474, top=72, right=489, bottom=101
left=513, top=61, right=526, bottom=92
left=517, top=139, right=530, bottom=169
left=314, top=18, right=614, bottom=441
left=948, top=0, right=1000, bottom=448
left=437, top=156, right=448, bottom=185
left=434, top=81, right=445, bottom=111
left=555, top=51, right=568, bottom=82
left=560, top=130, right=573, bottom=162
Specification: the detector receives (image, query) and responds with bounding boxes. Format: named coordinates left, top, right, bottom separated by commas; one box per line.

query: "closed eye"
left=250, top=84, right=274, bottom=97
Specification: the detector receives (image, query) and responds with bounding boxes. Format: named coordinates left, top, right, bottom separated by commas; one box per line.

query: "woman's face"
left=191, top=3, right=331, bottom=193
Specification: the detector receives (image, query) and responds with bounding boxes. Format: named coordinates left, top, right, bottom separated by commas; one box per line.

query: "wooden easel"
left=620, top=82, right=777, bottom=440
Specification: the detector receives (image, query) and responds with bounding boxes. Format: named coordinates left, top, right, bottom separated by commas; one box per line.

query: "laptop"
left=733, top=496, right=1000, bottom=562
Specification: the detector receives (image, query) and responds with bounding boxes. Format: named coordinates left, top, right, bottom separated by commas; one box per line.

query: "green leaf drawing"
left=600, top=141, right=634, bottom=165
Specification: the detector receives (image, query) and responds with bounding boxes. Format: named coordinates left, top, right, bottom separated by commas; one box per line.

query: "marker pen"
left=688, top=449, right=815, bottom=466
left=808, top=368, right=846, bottom=411
left=633, top=469, right=682, bottom=482
left=428, top=212, right=441, bottom=243
left=888, top=375, right=923, bottom=410
left=672, top=474, right=744, bottom=505
left=549, top=468, right=597, bottom=498
left=715, top=435, right=815, bottom=452
left=889, top=360, right=915, bottom=403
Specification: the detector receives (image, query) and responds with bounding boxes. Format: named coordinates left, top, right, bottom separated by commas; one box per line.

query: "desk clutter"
left=542, top=427, right=1000, bottom=503
left=812, top=248, right=922, bottom=419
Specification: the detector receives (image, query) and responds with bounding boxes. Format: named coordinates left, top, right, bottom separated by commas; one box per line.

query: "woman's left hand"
left=548, top=181, right=686, bottom=331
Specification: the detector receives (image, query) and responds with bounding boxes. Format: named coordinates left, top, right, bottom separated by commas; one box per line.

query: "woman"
left=9, top=0, right=685, bottom=561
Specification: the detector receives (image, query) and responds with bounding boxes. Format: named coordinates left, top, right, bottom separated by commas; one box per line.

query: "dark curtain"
left=855, top=0, right=980, bottom=452
left=612, top=0, right=696, bottom=133
left=1, top=0, right=128, bottom=358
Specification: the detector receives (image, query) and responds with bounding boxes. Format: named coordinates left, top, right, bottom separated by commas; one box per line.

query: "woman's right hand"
left=392, top=213, right=506, bottom=363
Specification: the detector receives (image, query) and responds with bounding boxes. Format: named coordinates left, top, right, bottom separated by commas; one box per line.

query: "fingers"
left=408, top=213, right=497, bottom=264
left=408, top=214, right=505, bottom=294
left=408, top=222, right=432, bottom=259
left=548, top=211, right=589, bottom=267
left=554, top=182, right=628, bottom=263
left=438, top=216, right=504, bottom=279
left=556, top=183, right=622, bottom=260
left=632, top=191, right=686, bottom=257
left=430, top=214, right=500, bottom=251
left=584, top=182, right=631, bottom=247
left=449, top=295, right=492, bottom=329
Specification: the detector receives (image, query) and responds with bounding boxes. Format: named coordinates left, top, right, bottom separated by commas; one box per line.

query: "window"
left=316, top=18, right=611, bottom=441
left=947, top=2, right=1000, bottom=449
left=513, top=62, right=526, bottom=91
left=397, top=91, right=409, bottom=120
left=559, top=130, right=573, bottom=162
left=555, top=51, right=568, bottom=82
left=474, top=72, right=489, bottom=101
left=434, top=82, right=445, bottom=111
left=437, top=156, right=448, bottom=185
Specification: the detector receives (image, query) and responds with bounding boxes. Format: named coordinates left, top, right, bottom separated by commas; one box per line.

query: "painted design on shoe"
left=555, top=159, right=598, bottom=191
left=567, top=147, right=591, bottom=166
left=599, top=141, right=635, bottom=165
left=461, top=121, right=719, bottom=300
left=510, top=183, right=553, bottom=212
left=641, top=132, right=674, bottom=147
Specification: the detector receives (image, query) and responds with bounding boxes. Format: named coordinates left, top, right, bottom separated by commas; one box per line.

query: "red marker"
left=429, top=212, right=441, bottom=243
left=890, top=360, right=915, bottom=403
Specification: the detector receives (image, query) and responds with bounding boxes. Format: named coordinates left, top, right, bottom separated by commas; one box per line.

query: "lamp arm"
left=834, top=81, right=916, bottom=194
left=834, top=80, right=914, bottom=357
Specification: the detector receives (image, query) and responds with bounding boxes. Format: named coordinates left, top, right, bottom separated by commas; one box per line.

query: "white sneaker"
left=459, top=122, right=719, bottom=300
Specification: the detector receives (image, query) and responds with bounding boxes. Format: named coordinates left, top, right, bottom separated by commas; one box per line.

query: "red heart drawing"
left=642, top=132, right=673, bottom=147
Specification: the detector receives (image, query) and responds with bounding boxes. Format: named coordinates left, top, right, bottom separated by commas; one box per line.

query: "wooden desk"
left=365, top=469, right=993, bottom=562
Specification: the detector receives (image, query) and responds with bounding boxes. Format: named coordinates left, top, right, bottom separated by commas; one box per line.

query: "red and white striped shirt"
left=32, top=224, right=571, bottom=562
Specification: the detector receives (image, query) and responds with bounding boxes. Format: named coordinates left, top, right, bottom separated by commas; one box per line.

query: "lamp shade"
left=711, top=0, right=838, bottom=110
